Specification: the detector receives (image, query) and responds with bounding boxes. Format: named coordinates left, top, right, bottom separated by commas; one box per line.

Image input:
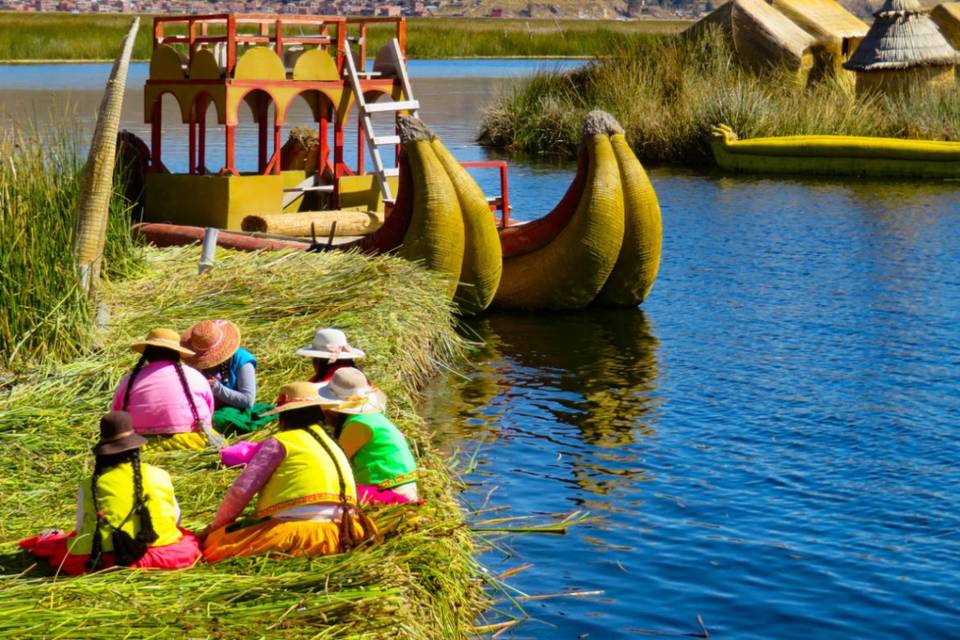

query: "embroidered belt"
left=257, top=492, right=355, bottom=517
left=378, top=471, right=418, bottom=489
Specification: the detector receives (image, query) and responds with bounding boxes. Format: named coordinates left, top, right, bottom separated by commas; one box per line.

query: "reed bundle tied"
left=0, top=247, right=484, bottom=638
left=241, top=210, right=383, bottom=237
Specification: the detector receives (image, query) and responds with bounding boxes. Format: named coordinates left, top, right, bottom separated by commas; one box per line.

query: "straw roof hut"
left=843, top=0, right=958, bottom=95
left=771, top=0, right=868, bottom=65
left=686, top=0, right=818, bottom=78
left=930, top=3, right=960, bottom=49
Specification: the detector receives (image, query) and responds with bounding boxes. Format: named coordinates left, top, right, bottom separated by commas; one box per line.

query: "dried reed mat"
left=771, top=0, right=867, bottom=42
left=930, top=2, right=960, bottom=49
left=0, top=247, right=485, bottom=638
left=844, top=0, right=958, bottom=70
left=686, top=0, right=817, bottom=71
left=241, top=210, right=383, bottom=236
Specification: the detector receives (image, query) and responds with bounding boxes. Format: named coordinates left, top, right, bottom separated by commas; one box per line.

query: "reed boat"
left=711, top=124, right=960, bottom=178
left=133, top=14, right=662, bottom=313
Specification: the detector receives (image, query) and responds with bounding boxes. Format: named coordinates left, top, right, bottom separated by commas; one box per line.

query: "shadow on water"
left=427, top=308, right=663, bottom=499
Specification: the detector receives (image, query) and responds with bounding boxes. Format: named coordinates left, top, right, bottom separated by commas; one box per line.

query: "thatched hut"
left=843, top=0, right=958, bottom=95
left=771, top=0, right=868, bottom=69
left=686, top=0, right=818, bottom=79
left=930, top=3, right=960, bottom=49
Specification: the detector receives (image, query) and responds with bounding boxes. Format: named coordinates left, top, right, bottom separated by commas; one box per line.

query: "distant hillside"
left=435, top=0, right=939, bottom=21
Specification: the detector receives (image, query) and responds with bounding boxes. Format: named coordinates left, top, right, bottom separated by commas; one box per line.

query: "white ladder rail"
left=343, top=38, right=395, bottom=203
left=342, top=37, right=420, bottom=204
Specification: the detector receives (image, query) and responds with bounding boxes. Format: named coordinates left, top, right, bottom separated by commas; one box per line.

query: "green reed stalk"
left=0, top=124, right=141, bottom=369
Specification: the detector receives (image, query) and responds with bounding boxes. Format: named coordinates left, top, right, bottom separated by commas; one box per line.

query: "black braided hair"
left=313, top=359, right=359, bottom=382
left=123, top=346, right=180, bottom=411
left=130, top=450, right=158, bottom=547
left=84, top=450, right=136, bottom=570
left=173, top=361, right=201, bottom=425
left=85, top=463, right=107, bottom=571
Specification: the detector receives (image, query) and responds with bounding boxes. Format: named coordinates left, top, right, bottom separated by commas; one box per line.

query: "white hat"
left=296, top=328, right=366, bottom=362
left=316, top=367, right=386, bottom=415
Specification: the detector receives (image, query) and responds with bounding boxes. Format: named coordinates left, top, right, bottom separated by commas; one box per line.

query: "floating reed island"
left=479, top=25, right=960, bottom=164
left=0, top=246, right=490, bottom=637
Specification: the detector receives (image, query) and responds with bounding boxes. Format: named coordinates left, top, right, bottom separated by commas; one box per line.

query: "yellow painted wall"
left=144, top=173, right=285, bottom=230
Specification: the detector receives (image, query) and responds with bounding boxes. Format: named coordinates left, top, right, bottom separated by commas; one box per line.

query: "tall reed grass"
left=479, top=29, right=960, bottom=163
left=0, top=125, right=141, bottom=370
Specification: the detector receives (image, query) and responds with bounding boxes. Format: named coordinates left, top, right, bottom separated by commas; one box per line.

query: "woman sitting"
left=111, top=328, right=220, bottom=451
left=296, top=328, right=366, bottom=386
left=181, top=319, right=275, bottom=436
left=19, top=411, right=202, bottom=575
left=202, top=382, right=377, bottom=562
left=318, top=368, right=419, bottom=504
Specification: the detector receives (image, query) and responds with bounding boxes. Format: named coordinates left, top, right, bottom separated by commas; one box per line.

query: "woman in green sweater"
left=317, top=368, right=419, bottom=503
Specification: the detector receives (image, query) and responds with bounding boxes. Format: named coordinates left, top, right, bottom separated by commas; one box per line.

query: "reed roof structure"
left=844, top=0, right=958, bottom=70
left=687, top=0, right=818, bottom=72
left=771, top=0, right=867, bottom=42
left=931, top=3, right=960, bottom=48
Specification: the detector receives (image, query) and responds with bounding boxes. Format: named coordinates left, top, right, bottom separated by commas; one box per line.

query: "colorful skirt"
left=18, top=529, right=202, bottom=575
left=358, top=484, right=418, bottom=505
left=203, top=517, right=374, bottom=563
left=212, top=402, right=277, bottom=437
left=143, top=432, right=209, bottom=451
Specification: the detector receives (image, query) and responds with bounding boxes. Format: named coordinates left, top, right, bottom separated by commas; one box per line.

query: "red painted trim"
left=498, top=147, right=586, bottom=258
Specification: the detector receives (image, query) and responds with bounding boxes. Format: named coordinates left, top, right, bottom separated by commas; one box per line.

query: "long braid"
left=85, top=464, right=106, bottom=571
left=173, top=362, right=201, bottom=425
left=131, top=450, right=158, bottom=547
left=122, top=354, right=148, bottom=411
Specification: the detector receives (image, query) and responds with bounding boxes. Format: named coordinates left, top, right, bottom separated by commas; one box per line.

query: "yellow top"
left=255, top=427, right=357, bottom=517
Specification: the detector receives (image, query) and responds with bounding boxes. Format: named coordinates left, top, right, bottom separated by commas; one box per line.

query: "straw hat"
left=296, top=328, right=365, bottom=362
left=93, top=411, right=147, bottom=455
left=181, top=320, right=241, bottom=370
left=132, top=327, right=195, bottom=356
left=262, top=381, right=328, bottom=416
left=316, top=367, right=386, bottom=415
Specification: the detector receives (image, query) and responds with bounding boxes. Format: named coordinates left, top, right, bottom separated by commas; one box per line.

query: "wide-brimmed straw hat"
left=132, top=328, right=195, bottom=356
left=93, top=411, right=147, bottom=455
left=316, top=367, right=386, bottom=415
left=181, top=319, right=241, bottom=370
left=262, top=381, right=328, bottom=417
left=296, top=328, right=365, bottom=362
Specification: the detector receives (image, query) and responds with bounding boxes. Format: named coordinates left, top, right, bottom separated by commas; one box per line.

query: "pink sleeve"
left=209, top=438, right=286, bottom=531
left=111, top=375, right=128, bottom=411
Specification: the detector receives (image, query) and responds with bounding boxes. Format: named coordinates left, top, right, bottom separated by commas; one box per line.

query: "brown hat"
left=261, top=381, right=327, bottom=416
left=132, top=328, right=195, bottom=357
left=181, top=319, right=241, bottom=370
left=93, top=411, right=147, bottom=455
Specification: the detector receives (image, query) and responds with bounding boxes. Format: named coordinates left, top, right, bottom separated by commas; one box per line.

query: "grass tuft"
left=479, top=28, right=960, bottom=163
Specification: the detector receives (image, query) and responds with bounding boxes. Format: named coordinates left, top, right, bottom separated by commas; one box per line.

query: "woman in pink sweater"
left=111, top=328, right=220, bottom=451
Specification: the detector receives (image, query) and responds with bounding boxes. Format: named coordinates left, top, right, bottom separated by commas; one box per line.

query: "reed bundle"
left=241, top=210, right=383, bottom=237
left=0, top=246, right=484, bottom=637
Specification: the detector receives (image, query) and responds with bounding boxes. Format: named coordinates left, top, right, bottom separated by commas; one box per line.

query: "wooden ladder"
left=343, top=37, right=419, bottom=203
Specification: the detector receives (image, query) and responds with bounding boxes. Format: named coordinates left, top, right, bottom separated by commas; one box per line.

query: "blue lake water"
left=3, top=59, right=960, bottom=638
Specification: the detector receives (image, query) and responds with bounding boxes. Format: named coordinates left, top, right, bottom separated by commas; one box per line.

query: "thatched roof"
left=771, top=0, right=868, bottom=42
left=931, top=3, right=960, bottom=48
left=687, top=0, right=817, bottom=71
left=844, top=0, right=958, bottom=70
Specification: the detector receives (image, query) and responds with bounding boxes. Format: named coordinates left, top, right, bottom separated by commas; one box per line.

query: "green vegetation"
left=479, top=29, right=960, bottom=164
left=0, top=13, right=686, bottom=61
left=0, top=124, right=140, bottom=369
left=0, top=246, right=490, bottom=637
